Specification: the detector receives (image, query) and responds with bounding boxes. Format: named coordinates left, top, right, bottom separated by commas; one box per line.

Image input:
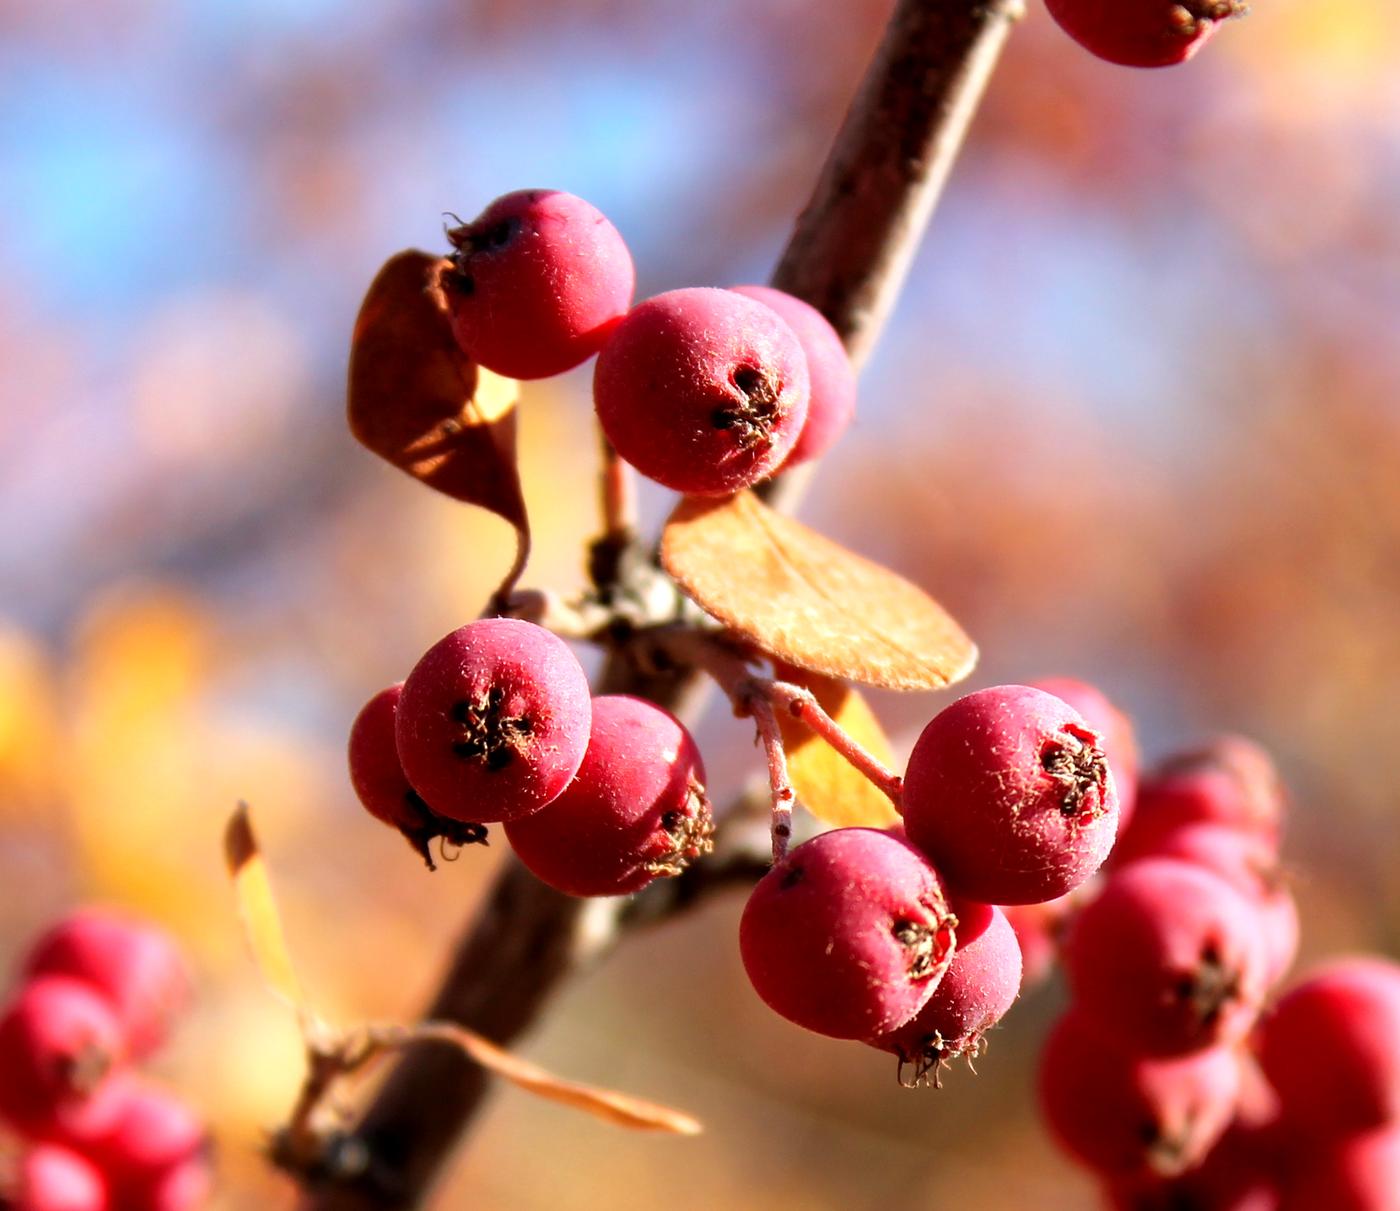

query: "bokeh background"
left=2, top=0, right=1398, bottom=1207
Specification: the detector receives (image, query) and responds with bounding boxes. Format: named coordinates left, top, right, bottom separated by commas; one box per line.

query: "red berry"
left=1038, top=1012, right=1241, bottom=1180
left=348, top=684, right=488, bottom=868
left=1256, top=958, right=1400, bottom=1138
left=1031, top=677, right=1139, bottom=835
left=23, top=911, right=189, bottom=1062
left=1065, top=860, right=1271, bottom=1057
left=1002, top=899, right=1069, bottom=990
left=1258, top=887, right=1299, bottom=989
left=739, top=828, right=955, bottom=1040
left=1112, top=821, right=1279, bottom=900
left=15, top=1146, right=109, bottom=1211
left=395, top=619, right=591, bottom=824
left=504, top=695, right=713, bottom=897
left=902, top=685, right=1119, bottom=905
left=440, top=189, right=634, bottom=379
left=593, top=287, right=810, bottom=495
left=870, top=895, right=1021, bottom=1083
left=0, top=977, right=126, bottom=1141
left=1107, top=1123, right=1284, bottom=1210
left=87, top=1078, right=205, bottom=1208
left=136, top=1157, right=211, bottom=1211
left=729, top=285, right=854, bottom=467
left=1043, top=0, right=1245, bottom=69
left=1281, top=1125, right=1400, bottom=1211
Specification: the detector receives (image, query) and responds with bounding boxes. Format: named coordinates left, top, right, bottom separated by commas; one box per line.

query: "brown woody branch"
left=298, top=1, right=1022, bottom=1206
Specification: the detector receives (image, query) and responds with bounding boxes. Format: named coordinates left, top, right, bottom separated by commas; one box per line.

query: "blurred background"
left=1, top=0, right=1398, bottom=1207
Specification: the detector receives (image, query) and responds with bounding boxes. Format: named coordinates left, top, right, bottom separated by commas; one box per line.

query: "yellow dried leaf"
left=662, top=492, right=977, bottom=691
left=224, top=804, right=303, bottom=1011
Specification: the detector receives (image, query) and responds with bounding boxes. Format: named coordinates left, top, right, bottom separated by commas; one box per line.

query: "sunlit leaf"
left=224, top=803, right=304, bottom=1012
left=662, top=491, right=977, bottom=690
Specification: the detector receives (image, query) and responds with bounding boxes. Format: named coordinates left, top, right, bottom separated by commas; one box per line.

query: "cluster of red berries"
left=1043, top=0, right=1248, bottom=69
left=742, top=683, right=1120, bottom=1081
left=435, top=189, right=857, bottom=495
left=350, top=617, right=714, bottom=895
left=0, top=911, right=208, bottom=1211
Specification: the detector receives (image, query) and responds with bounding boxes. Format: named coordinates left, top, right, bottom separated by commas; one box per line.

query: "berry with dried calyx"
left=1043, top=0, right=1246, bottom=69
left=505, top=695, right=713, bottom=897
left=348, top=683, right=488, bottom=868
left=740, top=828, right=955, bottom=1040
left=395, top=618, right=591, bottom=825
left=1031, top=676, right=1139, bottom=834
left=901, top=685, right=1119, bottom=905
left=439, top=189, right=634, bottom=379
left=594, top=287, right=810, bottom=496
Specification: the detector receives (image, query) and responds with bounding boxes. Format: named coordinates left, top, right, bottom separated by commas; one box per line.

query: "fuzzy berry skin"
left=901, top=685, right=1119, bottom=906
left=87, top=1078, right=206, bottom=1209
left=593, top=287, right=810, bottom=496
left=16, top=1146, right=110, bottom=1211
left=870, top=895, right=1021, bottom=1083
left=1031, top=677, right=1139, bottom=835
left=440, top=189, right=634, bottom=379
left=1043, top=0, right=1243, bottom=69
left=395, top=619, right=591, bottom=825
left=22, top=912, right=189, bottom=1062
left=1065, top=860, right=1270, bottom=1057
left=1280, top=1126, right=1400, bottom=1211
left=739, top=828, right=955, bottom=1040
left=0, top=978, right=128, bottom=1142
left=1038, top=1012, right=1241, bottom=1180
left=504, top=695, right=712, bottom=897
left=1256, top=958, right=1400, bottom=1138
left=729, top=285, right=854, bottom=467
left=349, top=684, right=487, bottom=867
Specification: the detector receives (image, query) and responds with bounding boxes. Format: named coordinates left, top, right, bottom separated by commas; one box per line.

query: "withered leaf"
left=224, top=803, right=304, bottom=1013
left=348, top=250, right=529, bottom=597
left=774, top=665, right=900, bottom=829
left=662, top=492, right=976, bottom=691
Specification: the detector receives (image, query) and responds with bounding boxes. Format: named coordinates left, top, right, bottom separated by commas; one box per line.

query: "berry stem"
left=598, top=430, right=638, bottom=547
left=748, top=693, right=798, bottom=861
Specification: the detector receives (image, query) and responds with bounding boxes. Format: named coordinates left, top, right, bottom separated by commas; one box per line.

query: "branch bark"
left=301, top=1, right=1021, bottom=1205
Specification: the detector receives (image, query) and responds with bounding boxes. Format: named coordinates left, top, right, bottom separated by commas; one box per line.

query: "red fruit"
left=729, top=285, right=854, bottom=467
left=348, top=683, right=488, bottom=868
left=88, top=1078, right=205, bottom=1208
left=395, top=619, right=591, bottom=824
left=739, top=828, right=955, bottom=1040
left=0, top=977, right=126, bottom=1141
left=505, top=695, right=713, bottom=897
left=1043, top=0, right=1245, bottom=69
left=1280, top=1126, right=1400, bottom=1211
left=593, top=287, right=810, bottom=495
left=1002, top=899, right=1067, bottom=989
left=1112, top=822, right=1279, bottom=900
left=23, top=911, right=190, bottom=1061
left=901, top=685, right=1119, bottom=905
left=1107, top=1123, right=1284, bottom=1209
left=15, top=1146, right=109, bottom=1211
left=137, top=1157, right=211, bottom=1211
left=1038, top=1012, right=1241, bottom=1179
left=1258, top=888, right=1298, bottom=989
left=1256, top=958, right=1400, bottom=1138
left=440, top=189, right=634, bottom=379
left=1066, top=860, right=1271, bottom=1056
left=1030, top=677, right=1139, bottom=835
left=870, top=896, right=1021, bottom=1083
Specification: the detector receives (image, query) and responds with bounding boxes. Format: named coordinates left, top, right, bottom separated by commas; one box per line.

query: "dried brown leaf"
left=662, top=492, right=977, bottom=690
left=224, top=803, right=304, bottom=1011
left=774, top=665, right=900, bottom=828
left=347, top=250, right=529, bottom=597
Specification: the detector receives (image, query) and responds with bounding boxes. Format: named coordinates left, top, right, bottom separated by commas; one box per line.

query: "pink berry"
left=1031, top=677, right=1140, bottom=835
left=1066, top=860, right=1272, bottom=1057
left=0, top=977, right=126, bottom=1141
left=901, top=685, right=1119, bottom=905
left=1107, top=1124, right=1284, bottom=1210
left=15, top=1146, right=109, bottom=1211
left=1281, top=1126, right=1400, bottom=1211
left=23, top=911, right=190, bottom=1062
left=504, top=695, right=713, bottom=897
left=1112, top=821, right=1280, bottom=900
left=87, top=1078, right=205, bottom=1208
left=348, top=684, right=488, bottom=868
left=870, top=895, right=1021, bottom=1083
left=1038, top=1012, right=1241, bottom=1179
left=739, top=828, right=955, bottom=1040
left=729, top=285, right=854, bottom=467
left=440, top=189, right=634, bottom=379
left=1002, top=899, right=1069, bottom=990
left=1256, top=958, right=1400, bottom=1138
left=395, top=619, right=591, bottom=824
left=593, top=287, right=810, bottom=496
left=1258, top=887, right=1299, bottom=988
left=1043, top=0, right=1244, bottom=69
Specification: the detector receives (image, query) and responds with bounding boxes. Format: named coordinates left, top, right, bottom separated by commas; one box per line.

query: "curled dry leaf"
left=224, top=803, right=304, bottom=1012
left=662, top=492, right=976, bottom=691
left=347, top=250, right=530, bottom=599
left=773, top=665, right=900, bottom=829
